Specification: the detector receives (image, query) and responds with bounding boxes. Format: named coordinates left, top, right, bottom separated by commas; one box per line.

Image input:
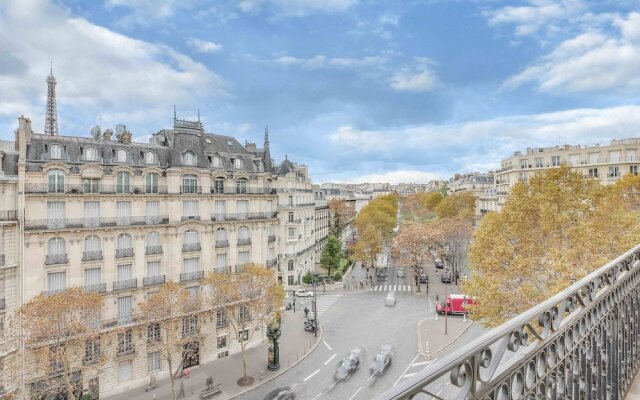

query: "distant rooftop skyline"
left=2, top=0, right=640, bottom=184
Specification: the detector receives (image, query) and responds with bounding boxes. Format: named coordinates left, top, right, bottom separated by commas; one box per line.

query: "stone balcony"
left=113, top=279, right=137, bottom=291
left=215, top=240, right=229, bottom=248
left=180, top=270, right=204, bottom=282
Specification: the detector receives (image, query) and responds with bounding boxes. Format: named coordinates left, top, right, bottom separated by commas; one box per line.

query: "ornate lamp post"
left=267, top=322, right=281, bottom=371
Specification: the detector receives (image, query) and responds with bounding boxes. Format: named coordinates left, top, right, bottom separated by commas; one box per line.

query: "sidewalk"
left=106, top=311, right=321, bottom=400
left=417, top=315, right=473, bottom=358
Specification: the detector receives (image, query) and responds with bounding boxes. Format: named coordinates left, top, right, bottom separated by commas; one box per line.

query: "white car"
left=295, top=289, right=313, bottom=298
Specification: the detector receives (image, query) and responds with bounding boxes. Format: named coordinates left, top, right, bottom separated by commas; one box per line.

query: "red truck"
left=436, top=294, right=477, bottom=315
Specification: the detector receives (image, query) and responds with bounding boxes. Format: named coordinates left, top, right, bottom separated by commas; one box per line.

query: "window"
left=117, top=264, right=133, bottom=282
left=116, top=172, right=130, bottom=193
left=147, top=261, right=161, bottom=277
left=47, top=201, right=66, bottom=229
left=217, top=335, right=227, bottom=349
left=183, top=229, right=199, bottom=246
left=238, top=226, right=250, bottom=240
left=609, top=150, right=621, bottom=163
left=183, top=151, right=196, bottom=165
left=117, top=149, right=127, bottom=163
left=216, top=228, right=227, bottom=241
left=608, top=166, right=620, bottom=178
left=47, top=271, right=66, bottom=293
left=588, top=168, right=598, bottom=178
left=84, top=235, right=101, bottom=257
left=85, top=337, right=101, bottom=364
left=288, top=196, right=293, bottom=206
left=118, top=360, right=133, bottom=382
left=288, top=276, right=294, bottom=285
left=116, top=201, right=131, bottom=225
left=50, top=144, right=62, bottom=159
left=551, top=156, right=561, bottom=167
left=589, top=153, right=599, bottom=164
left=288, top=260, right=294, bottom=271
left=48, top=237, right=65, bottom=256
left=535, top=157, right=544, bottom=168
left=148, top=351, right=161, bottom=372
left=288, top=212, right=294, bottom=223
left=288, top=228, right=296, bottom=238
left=216, top=309, right=227, bottom=328
left=213, top=178, right=224, bottom=194
left=85, top=147, right=97, bottom=161
left=238, top=251, right=250, bottom=265
left=236, top=178, right=247, bottom=194
left=146, top=201, right=159, bottom=223
left=146, top=173, right=159, bottom=193
left=518, top=172, right=527, bottom=181
left=50, top=347, right=64, bottom=372
left=237, top=200, right=248, bottom=218
left=182, top=200, right=199, bottom=219
left=147, top=231, right=161, bottom=253
left=48, top=169, right=65, bottom=193
left=188, top=286, right=199, bottom=297
left=83, top=201, right=100, bottom=227
left=145, top=152, right=155, bottom=165
left=239, top=304, right=250, bottom=322
left=183, top=258, right=199, bottom=274
left=569, top=154, right=579, bottom=166
left=234, top=158, right=243, bottom=169
left=627, top=150, right=637, bottom=162
left=182, top=174, right=199, bottom=194
left=520, top=159, right=527, bottom=169
left=148, top=323, right=161, bottom=342
left=117, top=297, right=133, bottom=324
left=182, top=315, right=198, bottom=336
left=117, top=233, right=133, bottom=254
left=118, top=328, right=134, bottom=354
left=83, top=178, right=100, bottom=193
left=238, top=329, right=249, bottom=342
left=631, top=166, right=639, bottom=175
left=212, top=157, right=221, bottom=168
left=84, top=268, right=101, bottom=286
left=216, top=253, right=227, bottom=269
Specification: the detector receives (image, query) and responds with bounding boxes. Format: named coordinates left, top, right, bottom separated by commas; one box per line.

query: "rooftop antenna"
left=173, top=105, right=177, bottom=123
left=197, top=108, right=200, bottom=122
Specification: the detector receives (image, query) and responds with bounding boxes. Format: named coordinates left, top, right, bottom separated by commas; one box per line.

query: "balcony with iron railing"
left=215, top=266, right=232, bottom=273
left=0, top=254, right=4, bottom=267
left=266, top=258, right=278, bottom=268
left=210, top=187, right=277, bottom=195
left=115, top=248, right=134, bottom=258
left=25, top=216, right=169, bottom=231
left=143, top=275, right=166, bottom=286
left=82, top=250, right=103, bottom=262
left=83, top=283, right=107, bottom=294
left=215, top=239, right=229, bottom=248
left=117, top=343, right=135, bottom=356
left=182, top=243, right=202, bottom=253
left=211, top=211, right=278, bottom=222
left=268, top=235, right=277, bottom=243
left=180, top=270, right=204, bottom=282
left=0, top=298, right=5, bottom=310
left=237, top=238, right=252, bottom=246
left=45, top=253, right=68, bottom=265
left=181, top=215, right=201, bottom=221
left=113, top=279, right=137, bottom=291
left=180, top=186, right=202, bottom=194
left=373, top=244, right=640, bottom=400
left=24, top=183, right=168, bottom=195
left=146, top=245, right=163, bottom=255
left=0, top=211, right=16, bottom=222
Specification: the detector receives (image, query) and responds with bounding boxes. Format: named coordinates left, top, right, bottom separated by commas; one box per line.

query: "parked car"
left=295, top=289, right=313, bottom=298
left=335, top=347, right=365, bottom=381
left=419, top=273, right=428, bottom=283
left=440, top=271, right=452, bottom=283
left=434, top=258, right=444, bottom=269
left=369, top=344, right=394, bottom=376
left=264, top=385, right=298, bottom=400
left=397, top=269, right=405, bottom=278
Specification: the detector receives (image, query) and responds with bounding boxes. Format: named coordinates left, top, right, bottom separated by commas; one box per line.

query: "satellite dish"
left=90, top=125, right=101, bottom=140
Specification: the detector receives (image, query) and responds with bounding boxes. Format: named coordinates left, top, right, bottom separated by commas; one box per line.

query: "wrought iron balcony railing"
left=143, top=275, right=166, bottom=286
left=266, top=258, right=278, bottom=268
left=0, top=211, right=16, bottom=221
left=215, top=240, right=229, bottom=248
left=45, top=253, right=68, bottom=265
left=237, top=238, right=252, bottom=246
left=83, top=283, right=106, bottom=294
left=24, top=183, right=168, bottom=195
left=180, top=186, right=202, bottom=194
left=0, top=254, right=5, bottom=267
left=115, top=248, right=134, bottom=258
left=0, top=298, right=5, bottom=310
left=180, top=270, right=204, bottom=282
left=210, top=187, right=277, bottom=195
left=82, top=250, right=103, bottom=262
left=113, top=279, right=137, bottom=291
left=374, top=244, right=640, bottom=400
left=182, top=243, right=202, bottom=253
left=268, top=235, right=277, bottom=243
left=25, top=216, right=169, bottom=231
left=145, top=245, right=163, bottom=255
left=181, top=215, right=201, bottom=221
left=211, top=211, right=278, bottom=222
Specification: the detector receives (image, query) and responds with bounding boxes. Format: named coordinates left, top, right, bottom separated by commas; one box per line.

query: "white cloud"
left=187, top=38, right=223, bottom=54
left=273, top=54, right=386, bottom=69
left=342, top=170, right=443, bottom=185
left=237, top=0, right=357, bottom=16
left=486, top=0, right=587, bottom=37
left=504, top=12, right=640, bottom=93
left=0, top=0, right=225, bottom=134
left=389, top=58, right=439, bottom=92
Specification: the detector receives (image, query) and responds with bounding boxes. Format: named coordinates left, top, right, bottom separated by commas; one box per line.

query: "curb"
left=416, top=316, right=473, bottom=359
left=228, top=326, right=324, bottom=399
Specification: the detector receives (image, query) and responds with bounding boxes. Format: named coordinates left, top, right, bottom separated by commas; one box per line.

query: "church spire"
left=44, top=62, right=59, bottom=136
left=263, top=125, right=272, bottom=172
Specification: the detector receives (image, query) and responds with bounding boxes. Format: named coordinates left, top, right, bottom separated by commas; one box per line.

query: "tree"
left=138, top=282, right=201, bottom=400
left=320, top=235, right=343, bottom=277
left=328, top=199, right=356, bottom=239
left=422, top=192, right=444, bottom=210
left=434, top=218, right=473, bottom=285
left=434, top=191, right=476, bottom=220
left=462, top=166, right=640, bottom=327
left=393, top=223, right=432, bottom=292
left=204, top=264, right=283, bottom=385
left=355, top=194, right=398, bottom=242
left=353, top=225, right=382, bottom=269
left=17, top=288, right=103, bottom=400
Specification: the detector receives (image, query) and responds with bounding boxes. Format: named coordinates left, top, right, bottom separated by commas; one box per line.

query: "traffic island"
left=417, top=316, right=475, bottom=359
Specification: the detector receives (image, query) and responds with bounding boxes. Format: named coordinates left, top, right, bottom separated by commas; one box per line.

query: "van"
left=436, top=294, right=477, bottom=315
left=385, top=292, right=396, bottom=307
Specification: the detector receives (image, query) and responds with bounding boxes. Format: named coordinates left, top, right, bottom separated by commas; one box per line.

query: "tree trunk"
left=62, top=350, right=77, bottom=400
left=168, top=356, right=178, bottom=400
left=240, top=334, right=248, bottom=382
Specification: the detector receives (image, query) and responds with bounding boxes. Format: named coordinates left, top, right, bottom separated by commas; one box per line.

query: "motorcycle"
left=285, top=303, right=292, bottom=311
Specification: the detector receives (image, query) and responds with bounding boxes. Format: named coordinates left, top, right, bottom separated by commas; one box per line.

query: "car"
left=441, top=271, right=452, bottom=283
left=369, top=344, right=394, bottom=375
left=397, top=269, right=405, bottom=278
left=263, top=385, right=298, bottom=400
left=435, top=258, right=444, bottom=269
left=385, top=292, right=396, bottom=307
left=419, top=273, right=428, bottom=283
left=335, top=347, right=365, bottom=381
left=295, top=289, right=313, bottom=298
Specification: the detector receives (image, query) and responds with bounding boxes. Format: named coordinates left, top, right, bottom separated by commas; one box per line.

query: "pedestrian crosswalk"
left=299, top=294, right=343, bottom=317
left=369, top=284, right=413, bottom=292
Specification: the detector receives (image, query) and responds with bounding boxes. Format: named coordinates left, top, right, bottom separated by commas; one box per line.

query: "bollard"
left=260, top=370, right=265, bottom=380
left=435, top=312, right=438, bottom=321
left=463, top=313, right=467, bottom=322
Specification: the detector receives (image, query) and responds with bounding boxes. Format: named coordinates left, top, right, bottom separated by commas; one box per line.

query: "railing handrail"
left=24, top=183, right=168, bottom=194
left=25, top=216, right=169, bottom=231
left=376, top=243, right=640, bottom=400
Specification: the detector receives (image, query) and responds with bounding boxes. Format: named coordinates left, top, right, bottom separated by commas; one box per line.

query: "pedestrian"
left=304, top=306, right=309, bottom=318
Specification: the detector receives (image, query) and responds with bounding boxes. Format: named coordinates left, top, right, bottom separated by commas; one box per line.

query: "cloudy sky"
left=2, top=0, right=640, bottom=183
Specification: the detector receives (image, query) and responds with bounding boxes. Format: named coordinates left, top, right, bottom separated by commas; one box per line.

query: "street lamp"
left=312, top=277, right=318, bottom=338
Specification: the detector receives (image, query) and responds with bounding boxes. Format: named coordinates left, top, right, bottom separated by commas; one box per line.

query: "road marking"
left=446, top=381, right=451, bottom=386
left=366, top=373, right=375, bottom=382
left=304, top=369, right=321, bottom=382
left=402, top=373, right=417, bottom=379
left=393, top=354, right=420, bottom=388
left=323, top=340, right=332, bottom=351
left=437, top=390, right=442, bottom=396
left=347, top=387, right=362, bottom=400
left=310, top=393, right=324, bottom=400
left=324, top=353, right=337, bottom=365
left=412, top=361, right=431, bottom=367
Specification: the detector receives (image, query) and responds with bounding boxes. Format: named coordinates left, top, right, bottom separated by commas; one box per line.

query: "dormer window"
left=183, top=151, right=196, bottom=165
left=145, top=152, right=155, bottom=165
left=50, top=144, right=62, bottom=159
left=212, top=157, right=221, bottom=168
left=117, top=149, right=127, bottom=163
left=234, top=159, right=243, bottom=169
left=84, top=147, right=97, bottom=161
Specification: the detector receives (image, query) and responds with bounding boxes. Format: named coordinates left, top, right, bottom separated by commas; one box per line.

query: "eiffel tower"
left=44, top=62, right=59, bottom=136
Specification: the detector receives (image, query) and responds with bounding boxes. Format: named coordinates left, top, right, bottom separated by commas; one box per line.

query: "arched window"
left=181, top=174, right=199, bottom=194
left=238, top=226, right=250, bottom=240
left=216, top=228, right=227, bottom=241
left=84, top=147, right=97, bottom=161
left=117, top=233, right=133, bottom=250
left=212, top=157, right=221, bottom=168
left=84, top=235, right=102, bottom=261
left=213, top=178, right=225, bottom=194
left=236, top=178, right=247, bottom=194
left=48, top=169, right=65, bottom=193
left=146, top=173, right=159, bottom=194
left=265, top=179, right=271, bottom=191
left=234, top=158, right=243, bottom=169
left=183, top=151, right=196, bottom=165
left=116, top=172, right=130, bottom=193
left=47, top=237, right=66, bottom=265
left=146, top=231, right=162, bottom=255
left=50, top=144, right=62, bottom=159
left=145, top=152, right=155, bottom=165
left=117, top=149, right=127, bottom=163
left=183, top=229, right=200, bottom=252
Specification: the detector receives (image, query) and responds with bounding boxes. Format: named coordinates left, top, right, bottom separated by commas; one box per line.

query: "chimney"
left=120, top=130, right=132, bottom=144
left=245, top=142, right=256, bottom=152
left=17, top=115, right=32, bottom=159
left=103, top=129, right=113, bottom=141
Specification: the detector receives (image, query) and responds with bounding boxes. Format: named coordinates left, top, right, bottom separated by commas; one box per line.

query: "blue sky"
left=2, top=0, right=640, bottom=183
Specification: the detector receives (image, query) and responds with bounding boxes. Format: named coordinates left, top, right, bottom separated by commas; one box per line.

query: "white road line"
left=393, top=353, right=420, bottom=388
left=402, top=373, right=416, bottom=379
left=347, top=386, right=362, bottom=400
left=366, top=373, right=375, bottom=382
left=323, top=340, right=332, bottom=351
left=324, top=353, right=337, bottom=365
left=310, top=392, right=324, bottom=400
left=304, top=369, right=321, bottom=382
left=437, top=390, right=443, bottom=396
left=412, top=361, right=431, bottom=367
left=446, top=381, right=451, bottom=386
